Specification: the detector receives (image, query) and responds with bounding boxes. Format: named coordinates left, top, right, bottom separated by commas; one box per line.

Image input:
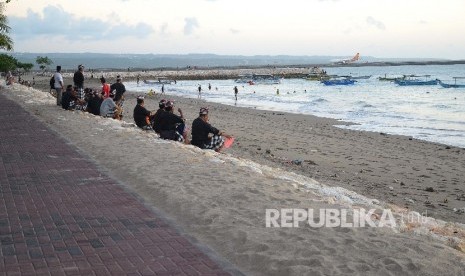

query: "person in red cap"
left=191, top=107, right=232, bottom=152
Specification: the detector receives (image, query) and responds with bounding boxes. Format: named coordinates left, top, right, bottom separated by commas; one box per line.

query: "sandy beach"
left=2, top=74, right=465, bottom=275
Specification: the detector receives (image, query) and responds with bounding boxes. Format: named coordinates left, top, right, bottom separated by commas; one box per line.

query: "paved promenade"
left=0, top=92, right=230, bottom=275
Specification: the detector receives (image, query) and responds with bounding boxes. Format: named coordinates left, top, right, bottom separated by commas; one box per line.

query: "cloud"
left=366, top=16, right=386, bottom=30
left=9, top=5, right=155, bottom=41
left=184, top=17, right=199, bottom=35
left=230, top=28, right=240, bottom=34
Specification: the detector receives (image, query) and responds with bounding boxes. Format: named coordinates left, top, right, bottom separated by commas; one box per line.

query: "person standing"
left=100, top=77, right=110, bottom=99
left=234, top=86, right=238, bottom=101
left=110, top=75, right=126, bottom=104
left=198, top=84, right=202, bottom=99
left=73, top=64, right=85, bottom=100
left=54, top=66, right=64, bottom=106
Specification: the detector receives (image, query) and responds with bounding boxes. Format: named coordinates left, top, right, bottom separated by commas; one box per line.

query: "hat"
left=116, top=75, right=122, bottom=81
left=159, top=99, right=167, bottom=108
left=199, top=107, right=209, bottom=115
left=137, top=95, right=145, bottom=100
left=78, top=64, right=84, bottom=70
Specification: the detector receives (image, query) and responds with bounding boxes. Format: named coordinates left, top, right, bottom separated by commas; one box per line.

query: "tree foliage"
left=0, top=54, right=34, bottom=73
left=36, top=56, right=53, bottom=72
left=0, top=53, right=18, bottom=71
left=0, top=1, right=13, bottom=50
left=17, top=62, right=34, bottom=72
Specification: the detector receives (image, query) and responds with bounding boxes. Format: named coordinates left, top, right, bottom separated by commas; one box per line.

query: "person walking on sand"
left=191, top=107, right=232, bottom=152
left=73, top=64, right=85, bottom=100
left=54, top=66, right=64, bottom=106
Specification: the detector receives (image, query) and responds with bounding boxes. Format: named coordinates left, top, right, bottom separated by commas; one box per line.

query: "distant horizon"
left=7, top=51, right=462, bottom=61
left=5, top=52, right=464, bottom=72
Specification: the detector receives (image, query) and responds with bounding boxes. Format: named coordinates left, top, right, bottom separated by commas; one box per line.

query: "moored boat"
left=394, top=75, right=438, bottom=86
left=321, top=79, right=356, bottom=86
left=438, top=77, right=465, bottom=88
left=251, top=74, right=281, bottom=85
left=305, top=66, right=330, bottom=81
left=350, top=75, right=372, bottom=80
left=395, top=79, right=438, bottom=86
left=235, top=74, right=253, bottom=83
left=143, top=77, right=175, bottom=85
left=378, top=74, right=404, bottom=81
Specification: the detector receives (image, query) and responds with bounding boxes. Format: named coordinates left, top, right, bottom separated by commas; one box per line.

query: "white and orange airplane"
left=332, top=53, right=360, bottom=64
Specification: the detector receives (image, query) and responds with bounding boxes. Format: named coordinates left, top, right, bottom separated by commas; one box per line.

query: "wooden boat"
left=352, top=75, right=371, bottom=80
left=321, top=79, right=356, bottom=86
left=235, top=74, right=253, bottom=83
left=341, top=75, right=371, bottom=80
left=395, top=79, right=438, bottom=86
left=143, top=77, right=174, bottom=85
left=251, top=74, right=281, bottom=85
left=378, top=74, right=404, bottom=81
left=305, top=66, right=330, bottom=81
left=394, top=75, right=438, bottom=86
left=438, top=77, right=465, bottom=88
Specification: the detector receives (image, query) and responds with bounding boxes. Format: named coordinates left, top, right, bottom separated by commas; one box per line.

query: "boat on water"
left=378, top=74, right=404, bottom=81
left=394, top=75, right=438, bottom=86
left=234, top=74, right=253, bottom=83
left=321, top=78, right=356, bottom=86
left=341, top=75, right=372, bottom=80
left=143, top=77, right=175, bottom=85
left=249, top=74, right=281, bottom=85
left=438, top=77, right=465, bottom=88
left=305, top=66, right=330, bottom=81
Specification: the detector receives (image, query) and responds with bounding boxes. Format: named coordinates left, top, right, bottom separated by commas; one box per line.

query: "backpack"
left=49, top=76, right=55, bottom=89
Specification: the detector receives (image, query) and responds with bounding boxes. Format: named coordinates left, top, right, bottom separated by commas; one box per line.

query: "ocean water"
left=125, top=64, right=465, bottom=148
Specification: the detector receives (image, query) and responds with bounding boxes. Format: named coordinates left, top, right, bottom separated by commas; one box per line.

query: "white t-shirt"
left=54, top=72, right=63, bottom=89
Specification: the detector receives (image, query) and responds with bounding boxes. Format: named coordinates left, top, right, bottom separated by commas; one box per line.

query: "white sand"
left=2, top=83, right=465, bottom=275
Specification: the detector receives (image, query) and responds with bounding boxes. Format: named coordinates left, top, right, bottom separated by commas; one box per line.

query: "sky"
left=3, top=0, right=465, bottom=59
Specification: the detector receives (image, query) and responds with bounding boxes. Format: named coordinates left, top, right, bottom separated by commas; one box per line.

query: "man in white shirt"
left=53, top=66, right=64, bottom=106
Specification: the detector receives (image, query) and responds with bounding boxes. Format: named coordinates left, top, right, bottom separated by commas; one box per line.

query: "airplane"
left=331, top=53, right=360, bottom=65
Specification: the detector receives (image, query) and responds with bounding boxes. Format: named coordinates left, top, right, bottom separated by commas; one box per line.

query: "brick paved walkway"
left=0, top=92, right=231, bottom=275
